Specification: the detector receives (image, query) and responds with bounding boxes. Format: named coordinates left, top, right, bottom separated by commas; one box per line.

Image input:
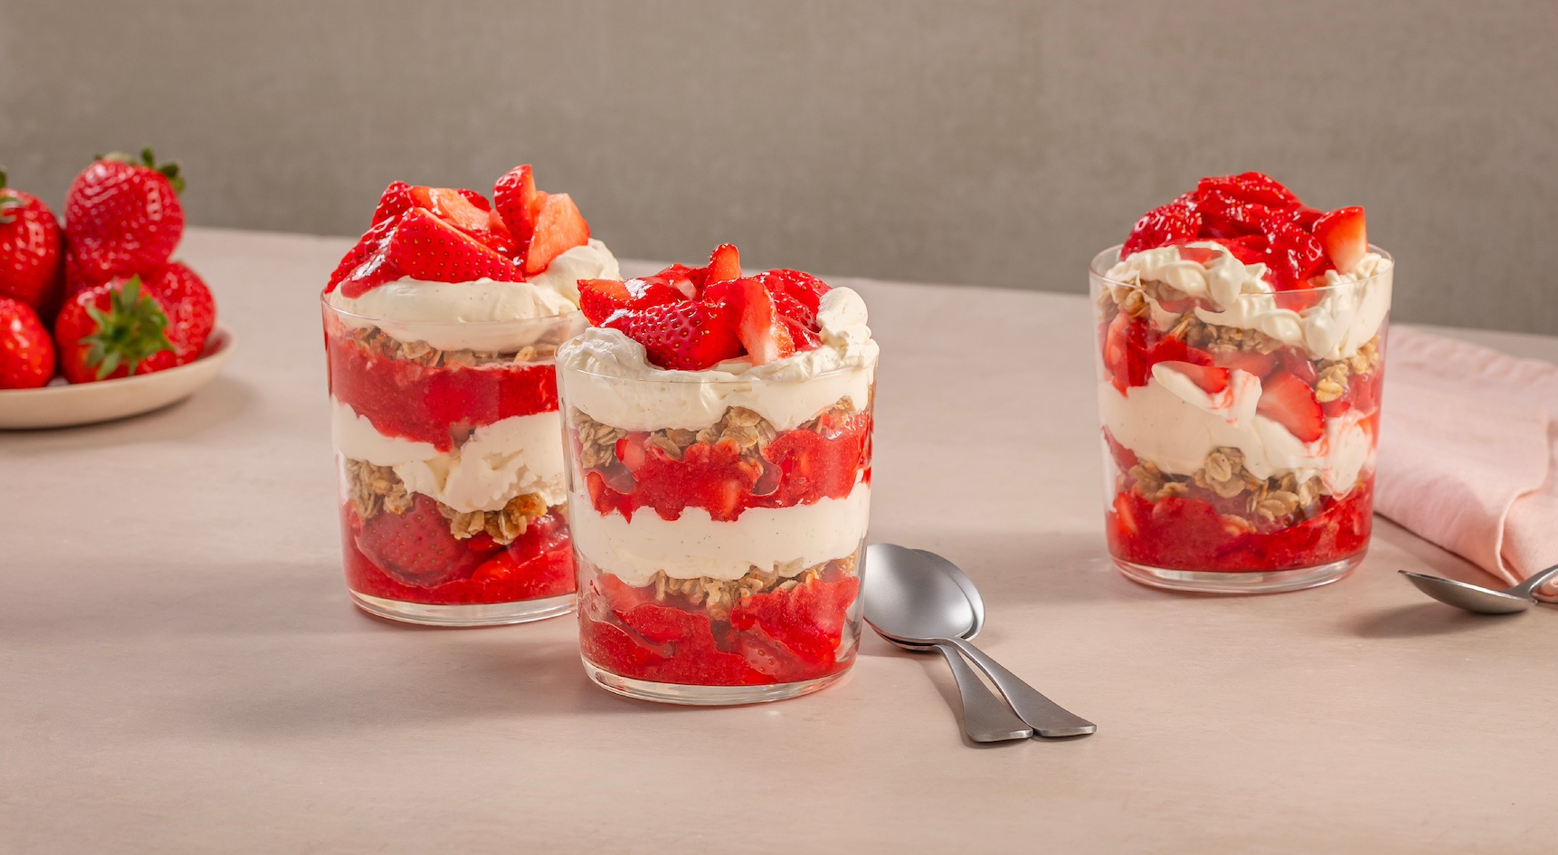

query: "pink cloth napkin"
left=1375, top=326, right=1558, bottom=592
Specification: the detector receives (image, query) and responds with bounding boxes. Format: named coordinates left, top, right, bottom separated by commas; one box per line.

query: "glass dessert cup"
left=322, top=301, right=587, bottom=625
left=1090, top=244, right=1393, bottom=594
left=558, top=361, right=876, bottom=704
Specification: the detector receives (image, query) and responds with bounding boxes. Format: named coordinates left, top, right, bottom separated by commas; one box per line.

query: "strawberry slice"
left=755, top=269, right=830, bottom=318
left=371, top=181, right=414, bottom=225
left=1147, top=335, right=1214, bottom=368
left=1122, top=196, right=1200, bottom=255
left=727, top=277, right=795, bottom=365
left=356, top=494, right=494, bottom=587
left=387, top=208, right=525, bottom=283
left=604, top=299, right=743, bottom=370
left=1196, top=172, right=1301, bottom=209
left=1162, top=361, right=1231, bottom=394
left=1265, top=223, right=1328, bottom=288
left=328, top=215, right=403, bottom=297
left=1256, top=370, right=1325, bottom=443
left=1313, top=206, right=1368, bottom=275
left=493, top=165, right=543, bottom=256
left=524, top=193, right=590, bottom=274
left=1276, top=349, right=1319, bottom=386
left=1218, top=348, right=1277, bottom=379
left=1102, top=311, right=1149, bottom=391
left=705, top=244, right=742, bottom=285
left=577, top=276, right=685, bottom=325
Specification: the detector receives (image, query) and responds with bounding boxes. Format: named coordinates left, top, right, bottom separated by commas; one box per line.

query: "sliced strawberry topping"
left=578, top=276, right=687, bottom=326
left=387, top=208, right=525, bottom=284
left=1265, top=223, right=1328, bottom=289
left=729, top=277, right=795, bottom=366
left=328, top=216, right=403, bottom=297
left=603, top=298, right=743, bottom=371
left=1257, top=370, right=1325, bottom=442
left=1195, top=172, right=1301, bottom=209
left=493, top=165, right=542, bottom=255
left=1122, top=196, right=1200, bottom=255
left=371, top=181, right=414, bottom=225
left=1313, top=206, right=1368, bottom=275
left=524, top=192, right=590, bottom=274
left=756, top=269, right=830, bottom=318
left=705, top=243, right=742, bottom=285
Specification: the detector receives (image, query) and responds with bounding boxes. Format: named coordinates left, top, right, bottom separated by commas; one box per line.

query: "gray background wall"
left=3, top=0, right=1556, bottom=333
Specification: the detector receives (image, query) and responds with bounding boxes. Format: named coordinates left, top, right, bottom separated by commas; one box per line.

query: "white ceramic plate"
left=0, top=327, right=237, bottom=430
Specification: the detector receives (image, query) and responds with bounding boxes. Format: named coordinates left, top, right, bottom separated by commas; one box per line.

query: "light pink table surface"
left=3, top=228, right=1555, bottom=854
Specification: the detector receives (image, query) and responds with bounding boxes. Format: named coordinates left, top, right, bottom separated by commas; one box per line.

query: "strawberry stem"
left=101, top=148, right=185, bottom=195
left=80, top=276, right=175, bottom=378
left=0, top=167, right=18, bottom=225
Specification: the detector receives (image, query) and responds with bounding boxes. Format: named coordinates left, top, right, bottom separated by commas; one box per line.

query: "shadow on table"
left=1346, top=603, right=1510, bottom=639
left=0, top=375, right=256, bottom=450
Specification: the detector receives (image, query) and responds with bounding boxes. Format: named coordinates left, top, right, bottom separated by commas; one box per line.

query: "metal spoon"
left=864, top=544, right=1095, bottom=739
left=1399, top=564, right=1558, bottom=614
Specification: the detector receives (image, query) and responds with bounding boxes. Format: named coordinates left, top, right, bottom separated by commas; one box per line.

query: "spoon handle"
left=934, top=643, right=1033, bottom=743
left=1510, top=564, right=1558, bottom=602
left=943, top=637, right=1097, bottom=738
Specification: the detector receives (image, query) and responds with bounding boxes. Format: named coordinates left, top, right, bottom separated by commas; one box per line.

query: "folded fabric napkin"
left=1375, top=325, right=1558, bottom=595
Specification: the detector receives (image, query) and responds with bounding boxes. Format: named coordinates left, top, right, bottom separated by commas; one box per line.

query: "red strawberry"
left=1276, top=349, right=1319, bottom=386
left=1147, top=335, right=1214, bottom=368
left=604, top=299, right=743, bottom=370
left=142, top=262, right=215, bottom=364
left=493, top=164, right=543, bottom=257
left=577, top=276, right=685, bottom=326
left=1163, top=361, right=1230, bottom=394
left=0, top=297, right=54, bottom=389
left=371, top=181, right=414, bottom=225
left=1202, top=236, right=1269, bottom=265
left=1218, top=348, right=1277, bottom=379
left=408, top=185, right=515, bottom=254
left=387, top=209, right=525, bottom=284
left=0, top=169, right=64, bottom=315
left=1313, top=206, right=1368, bottom=275
left=524, top=192, right=590, bottom=274
left=727, top=277, right=795, bottom=365
left=704, top=244, right=742, bottom=285
left=327, top=215, right=402, bottom=297
left=356, top=493, right=493, bottom=587
left=63, top=149, right=185, bottom=291
left=1122, top=196, right=1200, bottom=255
left=1197, top=194, right=1277, bottom=240
left=1265, top=223, right=1328, bottom=288
left=1257, top=370, right=1325, bottom=442
left=1111, top=493, right=1141, bottom=539
left=755, top=268, right=831, bottom=320
left=1102, top=311, right=1149, bottom=391
left=1196, top=172, right=1301, bottom=209
left=54, top=276, right=177, bottom=383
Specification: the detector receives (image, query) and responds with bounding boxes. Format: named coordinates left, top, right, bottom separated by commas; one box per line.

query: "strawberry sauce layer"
left=326, top=328, right=558, bottom=451
left=1106, top=481, right=1373, bottom=573
left=341, top=500, right=574, bottom=606
left=578, top=411, right=872, bottom=523
left=578, top=565, right=860, bottom=686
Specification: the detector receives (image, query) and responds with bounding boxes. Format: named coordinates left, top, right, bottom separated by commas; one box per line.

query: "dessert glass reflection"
left=557, top=246, right=877, bottom=704
left=1092, top=173, right=1392, bottom=593
left=322, top=165, right=618, bottom=624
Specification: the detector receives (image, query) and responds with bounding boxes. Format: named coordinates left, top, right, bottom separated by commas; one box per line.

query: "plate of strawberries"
left=0, top=149, right=232, bottom=429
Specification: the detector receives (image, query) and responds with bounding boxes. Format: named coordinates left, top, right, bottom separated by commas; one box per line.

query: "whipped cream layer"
left=555, top=287, right=879, bottom=432
left=570, top=483, right=871, bottom=586
left=332, top=400, right=565, bottom=512
left=326, top=239, right=617, bottom=352
left=1105, top=243, right=1392, bottom=361
left=1100, top=363, right=1373, bottom=495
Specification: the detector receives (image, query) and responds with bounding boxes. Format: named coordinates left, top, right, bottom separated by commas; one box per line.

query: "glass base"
left=350, top=590, right=576, bottom=626
left=1114, top=552, right=1365, bottom=594
left=581, top=659, right=850, bottom=706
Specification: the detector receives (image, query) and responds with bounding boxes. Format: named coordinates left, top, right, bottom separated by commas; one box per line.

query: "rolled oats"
left=644, top=554, right=859, bottom=620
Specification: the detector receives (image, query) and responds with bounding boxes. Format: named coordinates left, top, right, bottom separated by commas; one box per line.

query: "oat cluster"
left=570, top=397, right=862, bottom=471
left=645, top=554, right=858, bottom=620
left=344, top=457, right=552, bottom=545
left=1127, top=447, right=1329, bottom=524
left=345, top=325, right=555, bottom=367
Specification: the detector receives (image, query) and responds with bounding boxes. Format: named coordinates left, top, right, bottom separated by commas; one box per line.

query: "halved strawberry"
left=728, top=277, right=795, bottom=365
left=1111, top=493, right=1141, bottom=539
left=615, top=432, right=650, bottom=473
left=1265, top=223, right=1328, bottom=289
left=1162, top=361, right=1231, bottom=394
left=493, top=164, right=543, bottom=255
left=704, top=244, right=742, bottom=285
left=1122, top=196, right=1200, bottom=255
left=524, top=193, right=590, bottom=274
left=1102, top=311, right=1149, bottom=391
left=1256, top=370, right=1325, bottom=442
left=755, top=269, right=830, bottom=317
left=1276, top=349, right=1319, bottom=386
left=371, top=181, right=414, bottom=224
left=604, top=299, right=743, bottom=370
left=577, top=276, right=685, bottom=325
left=387, top=209, right=525, bottom=283
left=1218, top=348, right=1277, bottom=379
left=356, top=494, right=494, bottom=587
left=328, top=216, right=403, bottom=297
left=1148, top=335, right=1214, bottom=368
left=1313, top=206, right=1368, bottom=275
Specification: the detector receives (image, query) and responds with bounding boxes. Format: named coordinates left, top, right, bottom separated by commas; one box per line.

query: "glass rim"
left=557, top=350, right=877, bottom=386
left=319, top=292, right=585, bottom=331
left=1089, top=242, right=1394, bottom=293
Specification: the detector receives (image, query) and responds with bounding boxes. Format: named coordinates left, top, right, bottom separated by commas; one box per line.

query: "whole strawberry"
left=0, top=296, right=55, bottom=389
left=0, top=169, right=64, bottom=315
left=54, top=275, right=176, bottom=383
left=142, top=262, right=215, bottom=364
left=64, top=148, right=185, bottom=295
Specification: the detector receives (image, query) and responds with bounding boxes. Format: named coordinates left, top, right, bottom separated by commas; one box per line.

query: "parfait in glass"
left=556, top=245, right=878, bottom=704
left=1092, top=172, right=1391, bottom=593
left=322, top=165, right=618, bottom=625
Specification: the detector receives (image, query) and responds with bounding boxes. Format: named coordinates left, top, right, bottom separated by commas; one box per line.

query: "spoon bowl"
left=1399, top=564, right=1558, bottom=615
